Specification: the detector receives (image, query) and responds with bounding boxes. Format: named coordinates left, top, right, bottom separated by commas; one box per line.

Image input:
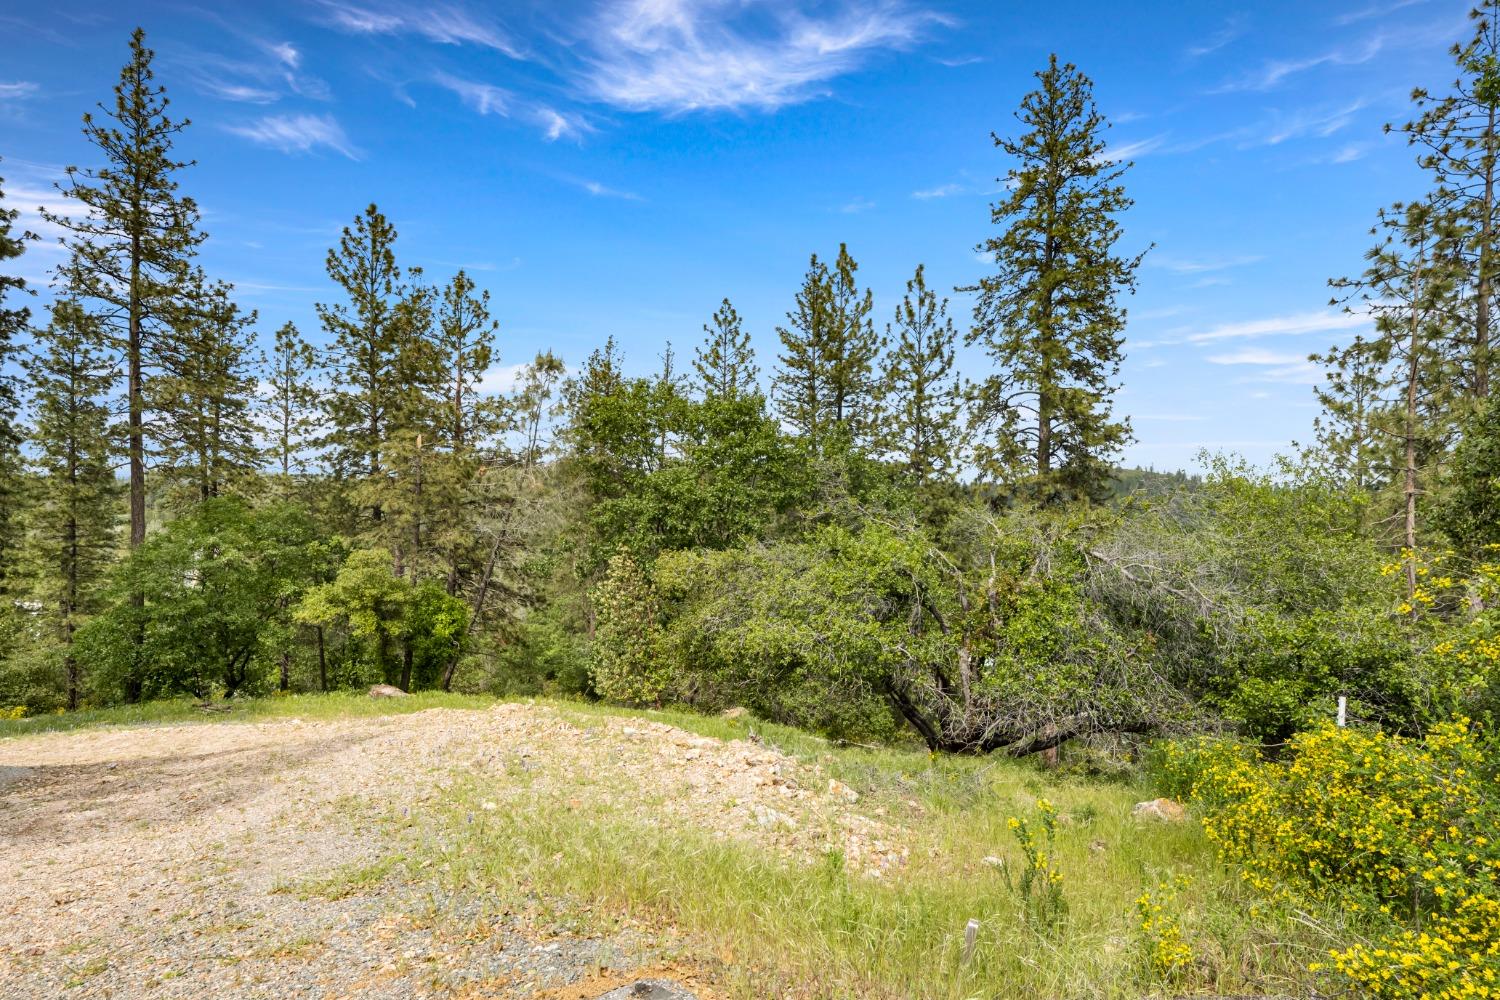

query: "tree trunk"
left=316, top=625, right=328, bottom=692
left=1403, top=234, right=1427, bottom=606
left=400, top=642, right=413, bottom=692
left=1478, top=102, right=1496, bottom=400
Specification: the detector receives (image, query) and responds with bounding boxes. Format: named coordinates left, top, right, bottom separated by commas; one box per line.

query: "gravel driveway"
left=0, top=704, right=891, bottom=998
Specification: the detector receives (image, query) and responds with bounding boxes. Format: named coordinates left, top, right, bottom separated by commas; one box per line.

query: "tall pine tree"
left=1316, top=201, right=1465, bottom=589
left=23, top=301, right=121, bottom=709
left=318, top=203, right=437, bottom=537
left=44, top=28, right=205, bottom=548
left=261, top=321, right=319, bottom=482
left=151, top=279, right=261, bottom=505
left=0, top=163, right=34, bottom=604
left=693, top=297, right=758, bottom=399
left=964, top=55, right=1144, bottom=504
left=773, top=245, right=883, bottom=454
left=884, top=264, right=962, bottom=490
left=1395, top=2, right=1500, bottom=400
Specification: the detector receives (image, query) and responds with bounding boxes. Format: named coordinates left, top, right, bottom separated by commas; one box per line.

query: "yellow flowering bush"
left=1135, top=876, right=1194, bottom=979
left=1006, top=797, right=1066, bottom=926
left=2, top=705, right=25, bottom=720
left=1161, top=720, right=1499, bottom=999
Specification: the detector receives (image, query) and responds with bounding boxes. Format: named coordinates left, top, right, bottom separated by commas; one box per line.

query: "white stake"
left=962, top=918, right=980, bottom=964
left=1336, top=695, right=1347, bottom=728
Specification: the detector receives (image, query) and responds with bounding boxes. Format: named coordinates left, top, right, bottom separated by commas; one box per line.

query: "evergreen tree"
left=884, top=264, right=963, bottom=489
left=1436, top=393, right=1500, bottom=561
left=773, top=245, right=883, bottom=454
left=262, top=321, right=319, bottom=482
left=1395, top=2, right=1500, bottom=400
left=43, top=28, right=206, bottom=549
left=23, top=301, right=121, bottom=709
left=693, top=297, right=758, bottom=399
left=963, top=55, right=1144, bottom=504
left=1316, top=200, right=1465, bottom=583
left=0, top=163, right=35, bottom=603
left=317, top=204, right=436, bottom=530
left=151, top=280, right=261, bottom=505
left=512, top=350, right=566, bottom=469
left=435, top=269, right=500, bottom=451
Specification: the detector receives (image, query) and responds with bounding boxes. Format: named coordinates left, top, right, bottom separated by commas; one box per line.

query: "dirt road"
left=0, top=704, right=894, bottom=998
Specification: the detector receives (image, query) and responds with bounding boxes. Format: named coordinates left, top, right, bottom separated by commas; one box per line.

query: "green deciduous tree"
left=80, top=499, right=323, bottom=701
left=590, top=548, right=668, bottom=706
left=964, top=55, right=1144, bottom=504
left=44, top=28, right=206, bottom=550
left=22, top=301, right=120, bottom=709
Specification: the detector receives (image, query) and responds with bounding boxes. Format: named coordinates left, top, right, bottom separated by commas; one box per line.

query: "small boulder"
left=750, top=803, right=796, bottom=831
left=369, top=684, right=408, bottom=699
left=1131, top=797, right=1187, bottom=823
left=721, top=706, right=749, bottom=721
left=828, top=779, right=860, bottom=803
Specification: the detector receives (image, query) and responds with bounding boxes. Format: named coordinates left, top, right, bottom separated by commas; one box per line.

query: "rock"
left=369, top=684, right=408, bottom=699
left=750, top=803, right=796, bottom=831
left=720, top=706, right=749, bottom=721
left=827, top=779, right=859, bottom=803
left=593, top=980, right=699, bottom=999
left=1131, top=797, right=1187, bottom=822
left=1089, top=838, right=1107, bottom=853
left=981, top=855, right=1004, bottom=869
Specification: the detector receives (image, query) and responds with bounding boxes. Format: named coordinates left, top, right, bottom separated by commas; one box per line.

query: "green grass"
left=0, top=690, right=494, bottom=739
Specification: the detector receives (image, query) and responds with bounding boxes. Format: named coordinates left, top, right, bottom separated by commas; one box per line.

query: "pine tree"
left=693, top=297, right=758, bottom=399
left=435, top=269, right=500, bottom=451
left=774, top=254, right=832, bottom=448
left=0, top=162, right=35, bottom=603
left=1395, top=2, right=1500, bottom=400
left=262, top=321, right=319, bottom=482
left=773, top=245, right=883, bottom=454
left=1316, top=201, right=1465, bottom=589
left=23, top=301, right=121, bottom=709
left=43, top=28, right=206, bottom=549
left=317, top=203, right=436, bottom=531
left=151, top=280, right=262, bottom=505
left=884, top=264, right=963, bottom=489
left=963, top=55, right=1144, bottom=504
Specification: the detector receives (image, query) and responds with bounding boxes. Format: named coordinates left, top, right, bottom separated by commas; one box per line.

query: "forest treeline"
left=3, top=18, right=1500, bottom=757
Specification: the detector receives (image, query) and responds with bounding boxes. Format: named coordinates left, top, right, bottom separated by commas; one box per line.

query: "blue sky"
left=0, top=0, right=1470, bottom=471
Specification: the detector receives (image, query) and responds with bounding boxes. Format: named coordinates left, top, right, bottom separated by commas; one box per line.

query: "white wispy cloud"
left=1216, top=35, right=1383, bottom=92
left=1205, top=347, right=1309, bottom=365
left=225, top=113, right=360, bottom=158
left=583, top=0, right=948, bottom=112
left=434, top=72, right=511, bottom=116
left=316, top=0, right=523, bottom=57
left=576, top=178, right=642, bottom=201
left=1334, top=0, right=1431, bottom=25
left=1186, top=309, right=1368, bottom=344
left=912, top=182, right=965, bottom=199
left=0, top=81, right=39, bottom=101
left=841, top=198, right=875, bottom=213
left=535, top=106, right=593, bottom=142
left=435, top=75, right=594, bottom=142
left=1095, top=134, right=1166, bottom=162
left=1186, top=15, right=1247, bottom=58
left=1150, top=254, right=1263, bottom=274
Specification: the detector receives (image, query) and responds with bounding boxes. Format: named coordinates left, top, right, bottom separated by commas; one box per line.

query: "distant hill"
left=1108, top=466, right=1202, bottom=500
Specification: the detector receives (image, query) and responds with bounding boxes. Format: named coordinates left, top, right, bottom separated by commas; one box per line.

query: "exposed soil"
left=0, top=703, right=900, bottom=998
